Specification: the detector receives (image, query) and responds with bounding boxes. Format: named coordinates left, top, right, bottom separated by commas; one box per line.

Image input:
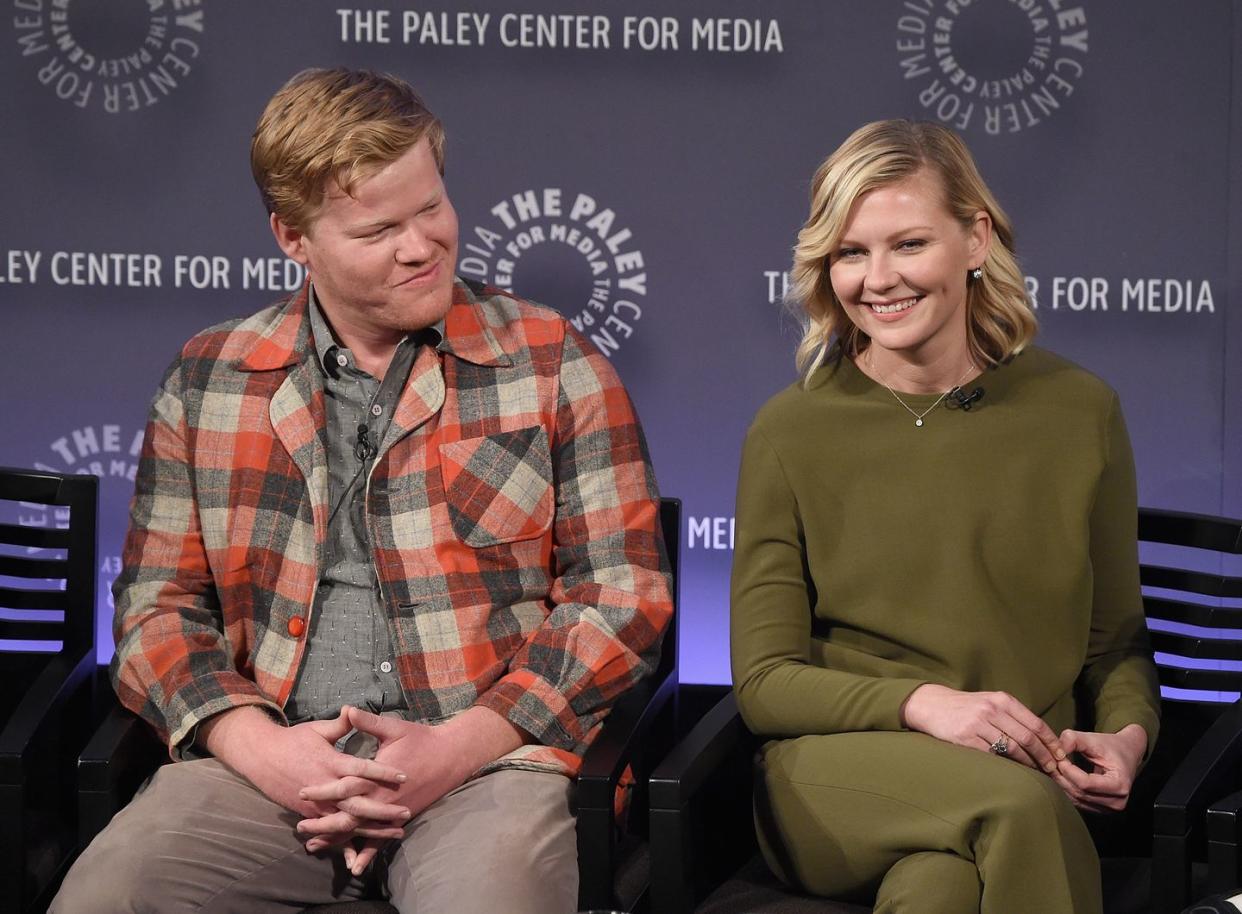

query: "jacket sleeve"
left=730, top=424, right=927, bottom=738
left=110, top=358, right=285, bottom=758
left=1076, top=395, right=1161, bottom=748
left=471, top=325, right=673, bottom=754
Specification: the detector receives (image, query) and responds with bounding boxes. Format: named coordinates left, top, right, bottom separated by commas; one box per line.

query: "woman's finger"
left=995, top=695, right=1065, bottom=765
left=997, top=715, right=1059, bottom=773
left=976, top=728, right=1040, bottom=771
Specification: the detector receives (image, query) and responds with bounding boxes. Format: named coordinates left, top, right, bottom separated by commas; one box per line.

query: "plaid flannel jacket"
left=111, top=278, right=673, bottom=777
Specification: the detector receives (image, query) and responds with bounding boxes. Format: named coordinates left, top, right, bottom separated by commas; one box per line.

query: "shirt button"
left=379, top=660, right=393, bottom=673
left=287, top=616, right=306, bottom=637
left=336, top=353, right=348, bottom=367
left=370, top=404, right=383, bottom=416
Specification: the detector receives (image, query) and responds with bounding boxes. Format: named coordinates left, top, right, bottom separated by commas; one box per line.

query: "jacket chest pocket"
left=439, top=426, right=554, bottom=547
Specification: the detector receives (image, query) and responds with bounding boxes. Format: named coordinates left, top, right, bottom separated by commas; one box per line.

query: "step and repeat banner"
left=2, top=1, right=1239, bottom=683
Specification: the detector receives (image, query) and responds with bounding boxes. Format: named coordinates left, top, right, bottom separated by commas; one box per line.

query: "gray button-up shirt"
left=284, top=286, right=442, bottom=722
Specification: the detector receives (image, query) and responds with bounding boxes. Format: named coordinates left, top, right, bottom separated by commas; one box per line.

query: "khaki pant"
left=756, top=731, right=1102, bottom=913
left=52, top=760, right=578, bottom=914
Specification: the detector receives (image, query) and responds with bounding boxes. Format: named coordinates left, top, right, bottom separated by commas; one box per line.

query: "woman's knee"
left=875, top=852, right=981, bottom=914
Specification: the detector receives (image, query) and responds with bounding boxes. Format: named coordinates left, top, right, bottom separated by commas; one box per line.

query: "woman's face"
left=828, top=167, right=990, bottom=366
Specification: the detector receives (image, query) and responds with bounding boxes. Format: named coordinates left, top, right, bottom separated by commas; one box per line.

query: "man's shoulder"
left=456, top=277, right=569, bottom=334
left=177, top=298, right=294, bottom=363
left=447, top=277, right=581, bottom=368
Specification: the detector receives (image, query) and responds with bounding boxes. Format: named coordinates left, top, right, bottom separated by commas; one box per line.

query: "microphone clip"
left=354, top=423, right=377, bottom=461
left=946, top=386, right=985, bottom=412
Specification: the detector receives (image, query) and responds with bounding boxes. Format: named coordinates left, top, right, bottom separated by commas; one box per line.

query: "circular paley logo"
left=894, top=0, right=1088, bottom=135
left=13, top=0, right=205, bottom=114
left=459, top=188, right=649, bottom=357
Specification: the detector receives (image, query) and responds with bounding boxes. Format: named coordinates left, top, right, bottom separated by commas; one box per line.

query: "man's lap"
left=52, top=758, right=577, bottom=914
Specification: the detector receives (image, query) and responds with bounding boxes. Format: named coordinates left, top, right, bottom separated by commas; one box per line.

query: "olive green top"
left=731, top=347, right=1161, bottom=747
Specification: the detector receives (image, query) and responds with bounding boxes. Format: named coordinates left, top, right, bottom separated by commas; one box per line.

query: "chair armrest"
left=1154, top=699, right=1242, bottom=836
left=578, top=669, right=677, bottom=804
left=649, top=690, right=749, bottom=809
left=77, top=699, right=165, bottom=847
left=649, top=691, right=757, bottom=914
left=1207, top=789, right=1242, bottom=896
left=576, top=670, right=677, bottom=911
left=1149, top=700, right=1242, bottom=914
left=0, top=650, right=96, bottom=780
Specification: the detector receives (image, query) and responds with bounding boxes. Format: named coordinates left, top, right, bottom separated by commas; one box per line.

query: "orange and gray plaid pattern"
left=111, top=279, right=673, bottom=777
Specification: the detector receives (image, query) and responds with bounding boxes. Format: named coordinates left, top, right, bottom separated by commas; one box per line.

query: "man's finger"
left=307, top=707, right=356, bottom=743
left=336, top=755, right=408, bottom=784
left=337, top=795, right=411, bottom=824
left=300, top=776, right=372, bottom=802
left=298, top=810, right=359, bottom=835
left=350, top=826, right=406, bottom=840
left=350, top=843, right=382, bottom=876
left=345, top=706, right=410, bottom=740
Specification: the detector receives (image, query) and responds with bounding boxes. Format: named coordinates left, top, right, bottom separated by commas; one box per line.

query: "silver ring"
left=989, top=732, right=1010, bottom=756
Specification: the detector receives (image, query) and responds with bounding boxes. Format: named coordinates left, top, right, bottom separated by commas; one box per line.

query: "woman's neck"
left=857, top=344, right=978, bottom=395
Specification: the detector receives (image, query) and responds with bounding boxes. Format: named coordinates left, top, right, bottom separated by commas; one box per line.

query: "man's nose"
left=394, top=224, right=433, bottom=263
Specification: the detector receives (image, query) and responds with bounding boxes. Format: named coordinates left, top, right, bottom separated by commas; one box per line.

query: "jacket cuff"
left=474, top=670, right=584, bottom=753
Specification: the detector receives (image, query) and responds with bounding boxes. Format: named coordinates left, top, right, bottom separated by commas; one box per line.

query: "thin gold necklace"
left=866, top=352, right=975, bottom=428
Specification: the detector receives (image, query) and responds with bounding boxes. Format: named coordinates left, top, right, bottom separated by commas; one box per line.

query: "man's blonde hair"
left=790, top=119, right=1036, bottom=377
left=250, top=67, right=446, bottom=233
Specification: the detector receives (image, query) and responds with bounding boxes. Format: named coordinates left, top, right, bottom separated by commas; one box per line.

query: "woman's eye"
left=835, top=248, right=863, bottom=261
left=897, top=239, right=925, bottom=251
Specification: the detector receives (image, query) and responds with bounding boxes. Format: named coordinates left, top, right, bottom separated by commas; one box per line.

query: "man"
left=53, top=68, right=672, bottom=913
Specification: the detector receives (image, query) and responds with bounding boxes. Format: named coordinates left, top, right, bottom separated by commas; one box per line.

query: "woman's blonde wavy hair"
left=791, top=119, right=1035, bottom=378
left=251, top=68, right=446, bottom=233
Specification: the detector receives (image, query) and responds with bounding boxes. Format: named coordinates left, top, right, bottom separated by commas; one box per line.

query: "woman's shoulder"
left=1003, top=345, right=1119, bottom=410
left=749, top=359, right=851, bottom=433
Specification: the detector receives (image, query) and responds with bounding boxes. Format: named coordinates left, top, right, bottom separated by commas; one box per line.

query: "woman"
left=730, top=120, right=1160, bottom=913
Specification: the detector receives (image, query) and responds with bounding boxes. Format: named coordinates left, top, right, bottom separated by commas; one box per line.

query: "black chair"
left=648, top=508, right=1242, bottom=914
left=78, top=496, right=682, bottom=913
left=0, top=467, right=99, bottom=914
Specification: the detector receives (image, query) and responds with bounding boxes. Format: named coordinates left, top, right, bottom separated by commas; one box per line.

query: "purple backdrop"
left=1, top=0, right=1238, bottom=684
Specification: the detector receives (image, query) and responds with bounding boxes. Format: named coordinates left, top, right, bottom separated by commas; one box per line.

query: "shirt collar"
left=307, top=282, right=444, bottom=376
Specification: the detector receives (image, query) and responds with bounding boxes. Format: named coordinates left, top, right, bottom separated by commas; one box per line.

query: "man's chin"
left=388, top=290, right=453, bottom=332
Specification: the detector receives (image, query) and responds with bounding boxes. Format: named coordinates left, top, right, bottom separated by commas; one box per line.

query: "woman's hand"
left=900, top=684, right=1067, bottom=773
left=1051, top=724, right=1147, bottom=812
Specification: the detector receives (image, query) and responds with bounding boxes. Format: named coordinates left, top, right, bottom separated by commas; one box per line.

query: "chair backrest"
left=1139, top=508, right=1242, bottom=700
left=0, top=467, right=98, bottom=659
left=655, top=497, right=680, bottom=684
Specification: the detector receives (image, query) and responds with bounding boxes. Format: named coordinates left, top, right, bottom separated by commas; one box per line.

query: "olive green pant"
left=756, top=731, right=1102, bottom=913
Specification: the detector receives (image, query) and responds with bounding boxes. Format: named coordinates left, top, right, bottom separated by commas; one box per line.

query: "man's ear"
left=270, top=213, right=310, bottom=265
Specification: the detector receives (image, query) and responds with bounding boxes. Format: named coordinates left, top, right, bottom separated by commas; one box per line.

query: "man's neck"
left=309, top=286, right=402, bottom=380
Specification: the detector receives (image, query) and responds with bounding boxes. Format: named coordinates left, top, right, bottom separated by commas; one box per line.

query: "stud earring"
left=970, top=267, right=983, bottom=281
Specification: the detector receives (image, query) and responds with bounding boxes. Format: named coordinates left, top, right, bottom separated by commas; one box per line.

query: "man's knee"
left=389, top=771, right=578, bottom=913
left=52, top=839, right=168, bottom=914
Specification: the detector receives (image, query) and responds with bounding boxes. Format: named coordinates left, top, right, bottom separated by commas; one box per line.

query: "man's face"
left=273, top=138, right=459, bottom=340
